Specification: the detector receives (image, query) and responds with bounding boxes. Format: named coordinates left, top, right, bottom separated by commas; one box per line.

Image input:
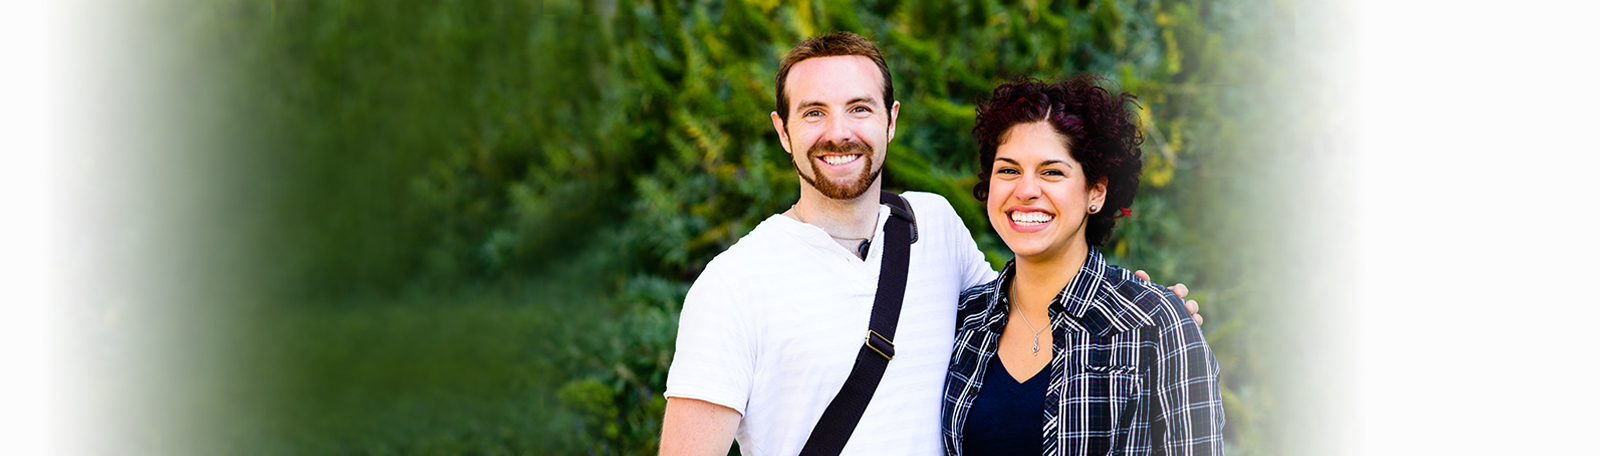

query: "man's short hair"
left=774, top=31, right=895, bottom=124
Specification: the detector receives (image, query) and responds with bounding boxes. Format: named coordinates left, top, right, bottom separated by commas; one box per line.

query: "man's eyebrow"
left=845, top=97, right=877, bottom=107
left=793, top=96, right=881, bottom=112
left=795, top=100, right=828, bottom=111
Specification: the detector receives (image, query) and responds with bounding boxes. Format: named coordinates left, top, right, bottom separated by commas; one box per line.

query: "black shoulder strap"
left=798, top=190, right=917, bottom=456
left=880, top=191, right=917, bottom=244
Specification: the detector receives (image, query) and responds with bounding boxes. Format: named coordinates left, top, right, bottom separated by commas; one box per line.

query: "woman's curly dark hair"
left=971, top=75, right=1144, bottom=247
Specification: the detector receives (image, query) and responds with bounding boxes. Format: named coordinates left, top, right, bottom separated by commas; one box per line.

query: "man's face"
left=771, top=55, right=900, bottom=201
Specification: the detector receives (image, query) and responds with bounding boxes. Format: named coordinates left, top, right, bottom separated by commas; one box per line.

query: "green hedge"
left=176, top=0, right=1300, bottom=454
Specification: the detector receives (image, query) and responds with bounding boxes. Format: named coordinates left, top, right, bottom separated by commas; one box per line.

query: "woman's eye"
left=996, top=168, right=1020, bottom=175
left=1043, top=169, right=1065, bottom=177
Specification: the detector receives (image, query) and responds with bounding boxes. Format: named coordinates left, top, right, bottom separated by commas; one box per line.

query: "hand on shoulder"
left=1133, top=269, right=1202, bottom=327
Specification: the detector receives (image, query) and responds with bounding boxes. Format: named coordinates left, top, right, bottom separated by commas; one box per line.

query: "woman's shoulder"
left=959, top=276, right=1001, bottom=303
left=1099, top=263, right=1189, bottom=327
left=956, top=276, right=1003, bottom=328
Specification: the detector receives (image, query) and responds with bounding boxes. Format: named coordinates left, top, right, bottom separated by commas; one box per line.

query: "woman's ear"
left=1090, top=176, right=1109, bottom=210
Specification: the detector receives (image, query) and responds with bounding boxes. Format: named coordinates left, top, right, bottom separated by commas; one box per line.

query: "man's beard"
left=794, top=139, right=881, bottom=200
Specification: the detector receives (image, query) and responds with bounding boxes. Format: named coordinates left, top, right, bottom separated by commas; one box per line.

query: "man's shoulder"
left=898, top=191, right=958, bottom=215
left=679, top=218, right=798, bottom=322
left=696, top=217, right=789, bottom=279
left=897, top=191, right=969, bottom=234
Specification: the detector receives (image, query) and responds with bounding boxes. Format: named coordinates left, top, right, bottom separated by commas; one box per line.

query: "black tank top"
left=961, top=356, right=1048, bottom=455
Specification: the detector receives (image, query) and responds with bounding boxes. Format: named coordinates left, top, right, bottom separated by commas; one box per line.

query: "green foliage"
left=177, top=0, right=1298, bottom=454
left=553, top=276, right=684, bottom=455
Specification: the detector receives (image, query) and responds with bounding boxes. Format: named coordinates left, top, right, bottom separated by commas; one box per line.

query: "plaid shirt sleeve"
left=1150, top=291, right=1225, bottom=455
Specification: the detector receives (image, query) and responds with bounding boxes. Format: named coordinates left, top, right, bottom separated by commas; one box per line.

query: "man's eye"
left=851, top=106, right=871, bottom=114
left=804, top=110, right=823, bottom=118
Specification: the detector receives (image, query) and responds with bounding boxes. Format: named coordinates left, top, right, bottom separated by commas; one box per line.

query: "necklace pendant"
left=1031, top=338, right=1040, bottom=355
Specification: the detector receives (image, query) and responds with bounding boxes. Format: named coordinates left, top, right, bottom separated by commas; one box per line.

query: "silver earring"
left=1089, top=205, right=1098, bottom=213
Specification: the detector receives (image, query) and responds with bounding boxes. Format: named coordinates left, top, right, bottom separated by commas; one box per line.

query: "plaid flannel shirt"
left=941, top=248, right=1224, bottom=455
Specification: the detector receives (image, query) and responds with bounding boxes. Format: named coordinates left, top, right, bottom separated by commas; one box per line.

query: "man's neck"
left=786, top=182, right=883, bottom=246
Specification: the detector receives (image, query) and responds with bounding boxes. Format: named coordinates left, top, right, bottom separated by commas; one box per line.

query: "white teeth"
left=821, top=155, right=859, bottom=165
left=1010, top=211, right=1053, bottom=225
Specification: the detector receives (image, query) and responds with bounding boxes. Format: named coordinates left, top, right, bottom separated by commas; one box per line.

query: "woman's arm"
left=1151, top=296, right=1225, bottom=455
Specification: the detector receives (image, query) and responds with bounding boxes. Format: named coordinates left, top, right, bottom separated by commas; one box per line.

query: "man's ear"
left=1091, top=176, right=1109, bottom=210
left=771, top=111, right=792, bottom=155
left=886, top=100, right=900, bottom=143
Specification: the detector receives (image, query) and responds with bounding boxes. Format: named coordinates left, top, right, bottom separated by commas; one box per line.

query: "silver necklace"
left=1011, top=283, right=1047, bottom=356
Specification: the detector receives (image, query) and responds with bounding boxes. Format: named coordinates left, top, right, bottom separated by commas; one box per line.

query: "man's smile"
left=819, top=154, right=863, bottom=166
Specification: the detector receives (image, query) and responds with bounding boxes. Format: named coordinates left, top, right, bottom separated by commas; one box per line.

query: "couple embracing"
left=660, top=32, right=1222, bottom=456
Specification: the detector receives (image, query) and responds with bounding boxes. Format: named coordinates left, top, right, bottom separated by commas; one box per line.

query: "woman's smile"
left=1006, top=207, right=1055, bottom=232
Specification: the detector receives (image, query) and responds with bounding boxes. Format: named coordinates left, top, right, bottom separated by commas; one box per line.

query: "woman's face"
left=986, top=121, right=1107, bottom=262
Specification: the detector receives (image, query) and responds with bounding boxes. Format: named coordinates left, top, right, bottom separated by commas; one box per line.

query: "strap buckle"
left=865, top=330, right=895, bottom=360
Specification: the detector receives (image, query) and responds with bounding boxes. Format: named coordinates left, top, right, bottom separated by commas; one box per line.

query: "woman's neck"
left=1009, top=242, right=1092, bottom=316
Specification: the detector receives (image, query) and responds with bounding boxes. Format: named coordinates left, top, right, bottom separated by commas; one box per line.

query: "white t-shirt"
left=665, top=192, right=998, bottom=456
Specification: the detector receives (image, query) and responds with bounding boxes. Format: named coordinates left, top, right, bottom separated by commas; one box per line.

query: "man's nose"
left=823, top=115, right=855, bottom=145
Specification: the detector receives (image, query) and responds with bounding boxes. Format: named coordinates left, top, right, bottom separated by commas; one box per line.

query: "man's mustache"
left=807, top=140, right=872, bottom=158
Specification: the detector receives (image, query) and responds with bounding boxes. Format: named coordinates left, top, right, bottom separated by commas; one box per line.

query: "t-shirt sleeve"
left=663, top=271, right=754, bottom=415
left=930, top=194, right=999, bottom=289
left=956, top=225, right=998, bottom=290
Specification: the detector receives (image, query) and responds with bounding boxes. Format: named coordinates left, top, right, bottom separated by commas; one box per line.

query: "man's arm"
left=662, top=269, right=753, bottom=455
left=1134, top=270, right=1203, bottom=326
left=660, top=397, right=740, bottom=456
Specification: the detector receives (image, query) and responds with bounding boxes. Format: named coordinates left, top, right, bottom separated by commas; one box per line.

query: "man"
left=659, top=32, right=1197, bottom=456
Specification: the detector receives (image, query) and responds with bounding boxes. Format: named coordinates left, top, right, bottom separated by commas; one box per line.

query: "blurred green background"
left=107, top=0, right=1320, bottom=454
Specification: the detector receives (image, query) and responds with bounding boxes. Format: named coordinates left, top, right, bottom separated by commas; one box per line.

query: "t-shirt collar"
left=768, top=203, right=891, bottom=259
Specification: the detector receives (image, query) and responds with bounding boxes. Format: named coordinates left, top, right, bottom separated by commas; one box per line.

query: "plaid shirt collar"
left=982, top=247, right=1153, bottom=337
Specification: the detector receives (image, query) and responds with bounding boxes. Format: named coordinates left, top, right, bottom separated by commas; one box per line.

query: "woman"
left=941, top=77, right=1223, bottom=455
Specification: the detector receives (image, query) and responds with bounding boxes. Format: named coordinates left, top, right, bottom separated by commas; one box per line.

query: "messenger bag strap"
left=798, top=190, right=917, bottom=456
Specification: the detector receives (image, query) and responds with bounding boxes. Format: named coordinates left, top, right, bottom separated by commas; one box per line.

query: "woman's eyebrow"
left=994, top=157, right=1069, bottom=167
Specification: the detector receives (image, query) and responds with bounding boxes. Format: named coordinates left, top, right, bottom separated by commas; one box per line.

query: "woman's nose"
left=1015, top=175, right=1040, bottom=200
